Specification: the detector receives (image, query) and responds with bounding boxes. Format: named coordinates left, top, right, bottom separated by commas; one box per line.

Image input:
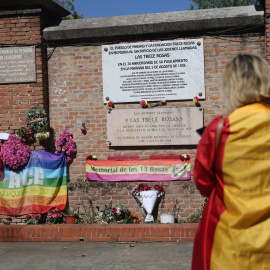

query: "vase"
left=160, top=213, right=175, bottom=224
left=141, top=190, right=158, bottom=222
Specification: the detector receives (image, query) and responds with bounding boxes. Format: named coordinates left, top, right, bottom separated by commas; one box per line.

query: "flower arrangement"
left=25, top=214, right=46, bottom=225
left=132, top=183, right=165, bottom=203
left=86, top=154, right=97, bottom=160
left=193, top=96, right=200, bottom=104
left=180, top=154, right=190, bottom=161
left=17, top=127, right=34, bottom=141
left=95, top=202, right=140, bottom=224
left=106, top=100, right=114, bottom=108
left=36, top=131, right=50, bottom=140
left=2, top=217, right=12, bottom=225
left=46, top=207, right=64, bottom=224
left=55, top=130, right=76, bottom=163
left=140, top=100, right=148, bottom=108
left=26, top=108, right=48, bottom=134
left=0, top=135, right=31, bottom=170
left=81, top=122, right=87, bottom=134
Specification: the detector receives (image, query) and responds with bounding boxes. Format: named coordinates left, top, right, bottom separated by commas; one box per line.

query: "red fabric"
left=192, top=116, right=229, bottom=270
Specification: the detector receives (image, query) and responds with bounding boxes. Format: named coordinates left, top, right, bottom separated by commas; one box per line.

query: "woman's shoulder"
left=204, top=116, right=225, bottom=133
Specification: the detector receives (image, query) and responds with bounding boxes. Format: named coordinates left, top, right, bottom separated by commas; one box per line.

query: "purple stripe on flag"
left=86, top=171, right=191, bottom=181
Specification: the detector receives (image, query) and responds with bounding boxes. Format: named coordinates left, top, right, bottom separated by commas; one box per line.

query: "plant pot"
left=65, top=215, right=77, bottom=224
left=160, top=213, right=175, bottom=224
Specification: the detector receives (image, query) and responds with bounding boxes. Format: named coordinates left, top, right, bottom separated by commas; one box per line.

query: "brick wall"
left=0, top=3, right=267, bottom=225
left=47, top=33, right=265, bottom=222
left=0, top=10, right=51, bottom=223
left=0, top=12, right=48, bottom=146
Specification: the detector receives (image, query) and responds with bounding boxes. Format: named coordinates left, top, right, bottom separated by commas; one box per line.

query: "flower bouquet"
left=55, top=130, right=77, bottom=163
left=25, top=214, right=46, bottom=225
left=46, top=207, right=64, bottom=224
left=2, top=217, right=12, bottom=225
left=95, top=202, right=140, bottom=224
left=0, top=134, right=31, bottom=170
left=132, top=184, right=165, bottom=222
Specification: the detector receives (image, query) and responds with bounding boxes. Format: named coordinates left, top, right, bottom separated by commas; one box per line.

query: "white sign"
left=0, top=133, right=9, bottom=140
left=0, top=46, right=36, bottom=84
left=107, top=107, right=203, bottom=146
left=102, top=39, right=205, bottom=103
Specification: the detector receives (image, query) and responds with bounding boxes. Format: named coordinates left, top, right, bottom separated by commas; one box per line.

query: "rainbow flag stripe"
left=0, top=150, right=67, bottom=216
left=28, top=117, right=44, bottom=124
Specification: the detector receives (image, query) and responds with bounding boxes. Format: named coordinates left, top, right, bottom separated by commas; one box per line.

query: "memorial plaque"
left=107, top=107, right=203, bottom=146
left=102, top=39, right=204, bottom=103
left=0, top=46, right=36, bottom=84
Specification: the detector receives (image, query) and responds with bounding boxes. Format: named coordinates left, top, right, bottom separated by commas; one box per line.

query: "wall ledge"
left=0, top=223, right=198, bottom=242
left=43, top=5, right=264, bottom=42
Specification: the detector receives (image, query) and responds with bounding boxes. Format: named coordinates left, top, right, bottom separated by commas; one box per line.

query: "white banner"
left=102, top=39, right=205, bottom=103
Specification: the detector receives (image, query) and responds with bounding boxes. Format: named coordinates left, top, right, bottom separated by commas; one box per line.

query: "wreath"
left=0, top=135, right=31, bottom=170
left=55, top=130, right=76, bottom=163
left=26, top=108, right=48, bottom=134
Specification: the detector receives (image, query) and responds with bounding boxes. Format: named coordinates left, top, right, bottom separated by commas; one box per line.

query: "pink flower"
left=55, top=130, right=76, bottom=163
left=0, top=135, right=30, bottom=170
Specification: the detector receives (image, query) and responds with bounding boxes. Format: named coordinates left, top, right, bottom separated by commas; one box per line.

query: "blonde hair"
left=223, top=54, right=270, bottom=113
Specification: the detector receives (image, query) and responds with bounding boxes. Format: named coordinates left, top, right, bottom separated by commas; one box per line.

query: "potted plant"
left=62, top=207, right=79, bottom=224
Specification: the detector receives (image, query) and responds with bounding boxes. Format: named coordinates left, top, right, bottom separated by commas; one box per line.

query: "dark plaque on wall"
left=0, top=46, right=36, bottom=84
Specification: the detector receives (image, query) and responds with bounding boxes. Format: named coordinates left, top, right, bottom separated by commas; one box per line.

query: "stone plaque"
left=107, top=107, right=203, bottom=146
left=0, top=46, right=36, bottom=84
left=102, top=39, right=204, bottom=103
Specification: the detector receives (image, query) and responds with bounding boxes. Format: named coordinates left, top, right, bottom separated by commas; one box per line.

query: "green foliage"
left=61, top=207, right=79, bottom=216
left=26, top=108, right=48, bottom=134
left=61, top=0, right=83, bottom=19
left=189, top=0, right=261, bottom=10
left=78, top=200, right=96, bottom=224
left=180, top=198, right=207, bottom=223
left=17, top=127, right=34, bottom=141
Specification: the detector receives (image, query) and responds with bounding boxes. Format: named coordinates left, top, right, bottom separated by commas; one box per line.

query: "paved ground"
left=0, top=241, right=193, bottom=270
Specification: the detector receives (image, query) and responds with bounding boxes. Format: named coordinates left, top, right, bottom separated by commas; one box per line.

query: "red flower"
left=154, top=185, right=160, bottom=190
left=26, top=215, right=32, bottom=219
left=140, top=100, right=147, bottom=106
left=138, top=184, right=144, bottom=190
left=112, top=207, right=117, bottom=213
left=6, top=217, right=12, bottom=221
left=159, top=186, right=164, bottom=191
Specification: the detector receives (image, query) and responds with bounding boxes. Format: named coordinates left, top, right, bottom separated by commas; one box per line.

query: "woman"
left=192, top=54, right=270, bottom=270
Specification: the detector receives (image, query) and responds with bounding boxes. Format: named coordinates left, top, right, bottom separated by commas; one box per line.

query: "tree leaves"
left=189, top=0, right=261, bottom=10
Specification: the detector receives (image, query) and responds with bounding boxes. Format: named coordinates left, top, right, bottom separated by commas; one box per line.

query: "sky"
left=73, top=0, right=193, bottom=18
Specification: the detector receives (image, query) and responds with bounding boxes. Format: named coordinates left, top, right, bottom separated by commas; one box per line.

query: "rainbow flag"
left=0, top=150, right=67, bottom=216
left=86, top=159, right=191, bottom=181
